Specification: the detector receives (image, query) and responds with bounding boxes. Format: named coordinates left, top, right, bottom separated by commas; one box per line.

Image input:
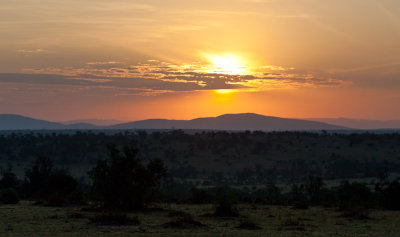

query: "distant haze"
left=62, top=119, right=127, bottom=126
left=308, top=118, right=400, bottom=130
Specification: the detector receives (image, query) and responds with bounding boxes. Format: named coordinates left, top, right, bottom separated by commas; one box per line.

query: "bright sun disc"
left=204, top=53, right=247, bottom=75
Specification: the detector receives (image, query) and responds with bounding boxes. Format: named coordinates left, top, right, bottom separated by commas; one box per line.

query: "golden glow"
left=214, top=89, right=237, bottom=94
left=212, top=89, right=236, bottom=104
left=204, top=53, right=247, bottom=75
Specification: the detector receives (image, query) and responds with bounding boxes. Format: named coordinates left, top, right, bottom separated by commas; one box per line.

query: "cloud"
left=0, top=60, right=347, bottom=96
left=16, top=49, right=46, bottom=54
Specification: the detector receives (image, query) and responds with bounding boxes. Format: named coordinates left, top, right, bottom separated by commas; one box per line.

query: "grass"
left=1, top=201, right=400, bottom=236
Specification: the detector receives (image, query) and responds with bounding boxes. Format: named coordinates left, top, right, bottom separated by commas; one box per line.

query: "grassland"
left=1, top=201, right=400, bottom=237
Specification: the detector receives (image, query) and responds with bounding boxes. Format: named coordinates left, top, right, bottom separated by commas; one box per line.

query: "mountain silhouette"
left=0, top=114, right=98, bottom=130
left=0, top=114, right=65, bottom=130
left=308, top=118, right=400, bottom=130
left=0, top=113, right=348, bottom=131
left=108, top=113, right=347, bottom=131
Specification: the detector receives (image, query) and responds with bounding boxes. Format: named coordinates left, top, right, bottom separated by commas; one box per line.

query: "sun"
left=204, top=53, right=247, bottom=75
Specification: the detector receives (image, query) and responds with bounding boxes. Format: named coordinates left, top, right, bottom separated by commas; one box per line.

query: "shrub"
left=213, top=197, right=240, bottom=217
left=0, top=165, right=19, bottom=190
left=24, top=156, right=83, bottom=206
left=237, top=218, right=262, bottom=230
left=383, top=180, right=400, bottom=210
left=339, top=205, right=371, bottom=220
left=24, top=156, right=53, bottom=198
left=162, top=215, right=205, bottom=229
left=88, top=145, right=167, bottom=210
left=336, top=181, right=372, bottom=209
left=186, top=187, right=214, bottom=204
left=45, top=172, right=83, bottom=206
left=280, top=218, right=305, bottom=231
left=89, top=213, right=140, bottom=226
left=0, top=188, right=19, bottom=204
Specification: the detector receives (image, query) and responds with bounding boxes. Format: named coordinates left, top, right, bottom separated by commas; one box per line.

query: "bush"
left=24, top=156, right=53, bottom=198
left=280, top=218, right=305, bottom=231
left=0, top=165, right=19, bottom=190
left=0, top=188, right=19, bottom=204
left=237, top=218, right=262, bottom=230
left=186, top=187, right=214, bottom=204
left=88, top=145, right=167, bottom=210
left=162, top=215, right=205, bottom=229
left=24, top=156, right=83, bottom=206
left=45, top=172, right=83, bottom=206
left=89, top=213, right=140, bottom=226
left=339, top=205, right=371, bottom=220
left=383, top=180, right=400, bottom=210
left=336, top=181, right=372, bottom=209
left=213, top=197, right=240, bottom=217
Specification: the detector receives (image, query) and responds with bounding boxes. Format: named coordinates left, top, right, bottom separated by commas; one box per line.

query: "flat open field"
left=1, top=202, right=399, bottom=237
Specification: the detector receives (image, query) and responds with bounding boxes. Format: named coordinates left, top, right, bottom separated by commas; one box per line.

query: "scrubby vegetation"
left=1, top=130, right=400, bottom=184
left=88, top=145, right=167, bottom=210
left=1, top=130, right=400, bottom=236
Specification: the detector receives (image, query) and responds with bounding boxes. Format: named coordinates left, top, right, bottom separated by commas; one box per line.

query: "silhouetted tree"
left=0, top=164, right=19, bottom=204
left=24, top=156, right=53, bottom=198
left=88, top=145, right=167, bottom=210
left=45, top=171, right=83, bottom=206
left=24, top=156, right=83, bottom=205
left=0, top=164, right=18, bottom=190
left=382, top=180, right=400, bottom=210
left=304, top=176, right=324, bottom=203
left=0, top=188, right=19, bottom=204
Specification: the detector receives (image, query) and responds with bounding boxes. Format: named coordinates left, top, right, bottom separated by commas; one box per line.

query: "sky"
left=1, top=0, right=400, bottom=121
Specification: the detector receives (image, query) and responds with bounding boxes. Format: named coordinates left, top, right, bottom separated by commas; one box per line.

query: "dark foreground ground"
left=1, top=201, right=400, bottom=237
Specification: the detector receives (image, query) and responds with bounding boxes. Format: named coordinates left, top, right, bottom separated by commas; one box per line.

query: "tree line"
left=1, top=130, right=400, bottom=183
left=1, top=145, right=400, bottom=218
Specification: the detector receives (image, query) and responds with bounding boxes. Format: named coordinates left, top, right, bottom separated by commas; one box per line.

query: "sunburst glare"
left=203, top=53, right=248, bottom=75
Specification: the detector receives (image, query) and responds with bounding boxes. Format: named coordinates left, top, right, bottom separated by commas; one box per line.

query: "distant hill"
left=308, top=118, right=400, bottom=130
left=0, top=113, right=350, bottom=131
left=64, top=123, right=99, bottom=130
left=0, top=114, right=65, bottom=130
left=0, top=114, right=98, bottom=130
left=108, top=113, right=347, bottom=131
left=62, top=119, right=126, bottom=126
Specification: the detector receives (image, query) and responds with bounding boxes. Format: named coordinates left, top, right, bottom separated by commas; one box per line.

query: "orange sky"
left=1, top=0, right=400, bottom=121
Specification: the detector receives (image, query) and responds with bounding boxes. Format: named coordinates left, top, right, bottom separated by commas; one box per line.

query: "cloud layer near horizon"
left=0, top=60, right=347, bottom=97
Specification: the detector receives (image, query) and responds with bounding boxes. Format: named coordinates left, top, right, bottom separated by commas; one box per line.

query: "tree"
left=24, top=156, right=83, bottom=205
left=382, top=180, right=400, bottom=210
left=304, top=176, right=324, bottom=203
left=45, top=171, right=83, bottom=206
left=88, top=145, right=167, bottom=210
left=0, top=164, right=18, bottom=189
left=24, top=156, right=53, bottom=198
left=0, top=164, right=19, bottom=204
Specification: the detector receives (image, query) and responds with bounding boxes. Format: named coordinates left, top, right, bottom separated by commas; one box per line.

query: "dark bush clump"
left=88, top=145, right=167, bottom=211
left=167, top=210, right=190, bottom=217
left=382, top=180, right=400, bottom=210
left=89, top=213, right=140, bottom=226
left=213, top=198, right=240, bottom=217
left=186, top=187, right=214, bottom=204
left=162, top=215, right=205, bottom=229
left=0, top=188, right=19, bottom=204
left=237, top=218, right=262, bottom=230
left=46, top=172, right=84, bottom=206
left=24, top=156, right=84, bottom=206
left=339, top=206, right=371, bottom=220
left=280, top=218, right=306, bottom=231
